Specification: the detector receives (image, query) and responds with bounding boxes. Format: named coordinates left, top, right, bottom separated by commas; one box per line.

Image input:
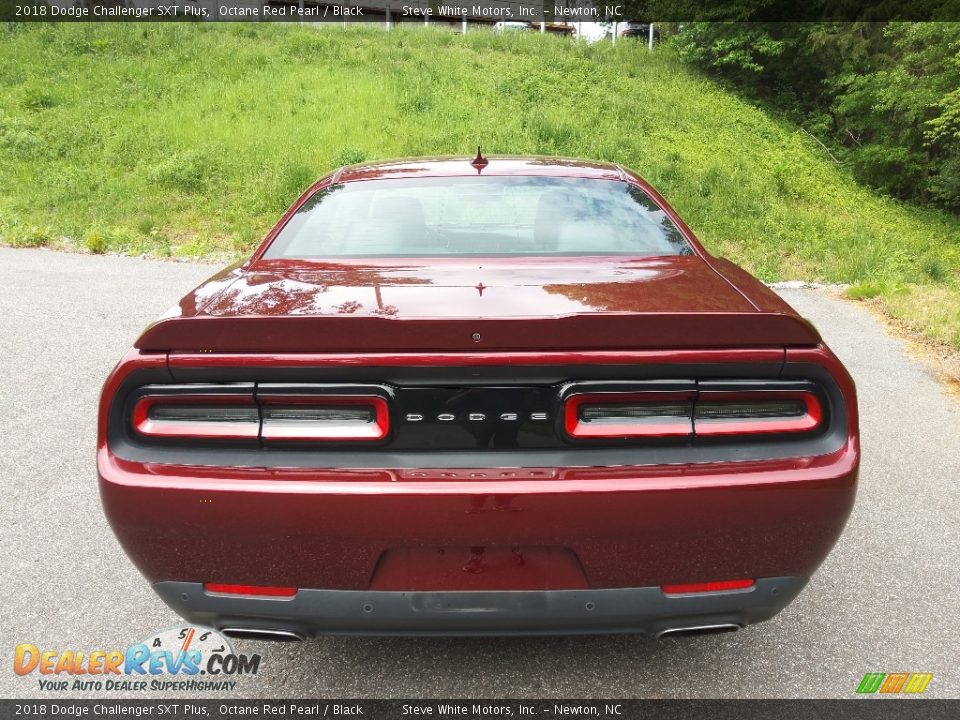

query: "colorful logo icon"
left=856, top=673, right=933, bottom=695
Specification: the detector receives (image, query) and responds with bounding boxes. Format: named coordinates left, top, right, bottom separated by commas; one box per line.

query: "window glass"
left=264, top=176, right=693, bottom=258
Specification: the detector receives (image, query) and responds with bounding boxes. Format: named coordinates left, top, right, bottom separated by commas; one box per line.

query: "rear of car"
left=99, top=157, right=858, bottom=638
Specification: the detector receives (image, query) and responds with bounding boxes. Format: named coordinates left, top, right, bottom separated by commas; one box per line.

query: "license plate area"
left=370, top=546, right=588, bottom=592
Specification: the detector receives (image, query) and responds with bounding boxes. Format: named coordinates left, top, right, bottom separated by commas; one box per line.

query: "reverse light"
left=661, top=579, right=756, bottom=595
left=204, top=584, right=297, bottom=598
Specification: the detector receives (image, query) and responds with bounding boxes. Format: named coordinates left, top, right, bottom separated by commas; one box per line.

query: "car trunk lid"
left=135, top=256, right=820, bottom=352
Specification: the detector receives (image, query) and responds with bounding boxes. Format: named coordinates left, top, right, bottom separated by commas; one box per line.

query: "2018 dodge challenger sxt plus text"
left=99, top=155, right=859, bottom=639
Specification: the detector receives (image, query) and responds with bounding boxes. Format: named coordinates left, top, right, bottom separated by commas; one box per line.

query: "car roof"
left=334, top=156, right=625, bottom=183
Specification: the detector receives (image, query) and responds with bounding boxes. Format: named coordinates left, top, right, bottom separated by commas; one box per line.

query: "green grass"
left=1, top=22, right=959, bottom=349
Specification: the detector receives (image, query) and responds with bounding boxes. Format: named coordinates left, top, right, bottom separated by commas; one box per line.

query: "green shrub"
left=145, top=152, right=217, bottom=193
left=330, top=147, right=367, bottom=168
left=85, top=231, right=108, bottom=254
left=20, top=86, right=56, bottom=110
left=10, top=226, right=54, bottom=248
left=0, top=117, right=44, bottom=160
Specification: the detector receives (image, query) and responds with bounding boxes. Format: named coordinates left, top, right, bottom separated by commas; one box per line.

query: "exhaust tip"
left=655, top=623, right=741, bottom=640
left=220, top=627, right=304, bottom=642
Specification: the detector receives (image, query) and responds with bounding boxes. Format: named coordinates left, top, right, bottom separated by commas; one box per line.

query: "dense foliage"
left=672, top=22, right=960, bottom=211
left=0, top=23, right=958, bottom=349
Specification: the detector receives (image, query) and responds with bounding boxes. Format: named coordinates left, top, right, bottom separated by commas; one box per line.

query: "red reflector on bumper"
left=204, top=584, right=297, bottom=597
left=661, top=579, right=755, bottom=594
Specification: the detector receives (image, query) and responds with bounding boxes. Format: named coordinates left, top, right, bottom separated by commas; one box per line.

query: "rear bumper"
left=99, top=438, right=857, bottom=599
left=155, top=577, right=807, bottom=637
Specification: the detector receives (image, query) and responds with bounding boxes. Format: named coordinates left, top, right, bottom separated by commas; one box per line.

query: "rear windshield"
left=264, top=176, right=693, bottom=259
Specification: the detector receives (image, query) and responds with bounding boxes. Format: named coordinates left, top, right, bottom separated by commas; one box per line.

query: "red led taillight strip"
left=258, top=394, right=390, bottom=442
left=563, top=387, right=823, bottom=440
left=132, top=392, right=390, bottom=442
left=564, top=391, right=695, bottom=439
left=693, top=390, right=822, bottom=436
left=132, top=394, right=259, bottom=440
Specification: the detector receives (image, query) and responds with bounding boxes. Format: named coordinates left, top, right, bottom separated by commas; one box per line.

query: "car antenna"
left=470, top=146, right=489, bottom=173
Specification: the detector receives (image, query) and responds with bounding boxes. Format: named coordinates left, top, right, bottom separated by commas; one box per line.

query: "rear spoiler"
left=135, top=313, right=821, bottom=353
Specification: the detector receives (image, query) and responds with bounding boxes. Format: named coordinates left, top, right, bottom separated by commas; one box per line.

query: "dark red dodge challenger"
left=99, top=156, right=859, bottom=639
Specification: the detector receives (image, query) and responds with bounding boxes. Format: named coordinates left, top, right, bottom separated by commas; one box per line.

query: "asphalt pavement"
left=1, top=246, right=958, bottom=699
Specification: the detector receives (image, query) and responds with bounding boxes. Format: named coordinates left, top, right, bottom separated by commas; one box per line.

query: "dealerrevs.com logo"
left=14, top=626, right=261, bottom=692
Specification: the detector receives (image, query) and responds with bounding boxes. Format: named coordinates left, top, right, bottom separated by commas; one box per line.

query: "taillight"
left=562, top=381, right=824, bottom=441
left=694, top=390, right=822, bottom=436
left=259, top=394, right=389, bottom=442
left=565, top=391, right=695, bottom=439
left=661, top=579, right=755, bottom=595
left=132, top=394, right=259, bottom=440
left=130, top=384, right=392, bottom=443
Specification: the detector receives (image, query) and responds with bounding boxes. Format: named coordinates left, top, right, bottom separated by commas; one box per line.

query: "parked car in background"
left=618, top=21, right=658, bottom=40
left=99, top=155, right=859, bottom=639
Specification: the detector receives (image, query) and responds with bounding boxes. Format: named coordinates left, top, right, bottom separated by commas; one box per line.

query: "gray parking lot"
left=1, top=246, right=958, bottom=699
